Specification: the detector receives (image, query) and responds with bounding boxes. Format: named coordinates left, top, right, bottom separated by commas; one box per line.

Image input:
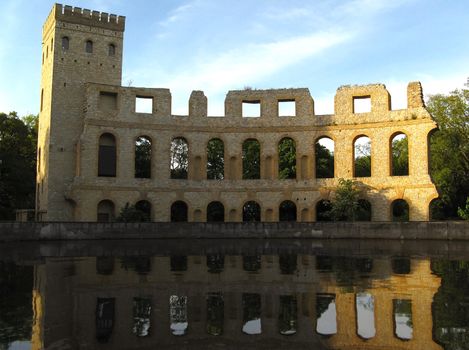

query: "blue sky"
left=0, top=0, right=467, bottom=116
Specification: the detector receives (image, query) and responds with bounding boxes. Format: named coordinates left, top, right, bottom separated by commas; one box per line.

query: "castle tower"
left=37, top=4, right=125, bottom=220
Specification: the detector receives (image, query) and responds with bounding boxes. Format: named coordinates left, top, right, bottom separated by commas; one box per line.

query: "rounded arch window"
left=62, top=36, right=70, bottom=51
left=108, top=43, right=116, bottom=56
left=85, top=40, right=93, bottom=53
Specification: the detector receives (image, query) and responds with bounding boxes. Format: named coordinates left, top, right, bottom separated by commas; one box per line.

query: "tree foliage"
left=242, top=139, right=260, bottom=179
left=328, top=178, right=371, bottom=221
left=116, top=203, right=150, bottom=222
left=278, top=138, right=296, bottom=179
left=428, top=88, right=469, bottom=219
left=135, top=136, right=151, bottom=178
left=457, top=197, right=469, bottom=220
left=207, top=139, right=224, bottom=180
left=391, top=136, right=409, bottom=176
left=315, top=143, right=334, bottom=178
left=0, top=112, right=37, bottom=220
left=170, top=138, right=188, bottom=179
left=354, top=139, right=371, bottom=177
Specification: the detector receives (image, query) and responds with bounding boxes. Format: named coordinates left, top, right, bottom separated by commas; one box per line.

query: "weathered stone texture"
left=37, top=4, right=439, bottom=223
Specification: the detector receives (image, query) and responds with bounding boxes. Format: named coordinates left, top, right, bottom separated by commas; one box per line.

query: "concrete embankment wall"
left=0, top=221, right=468, bottom=242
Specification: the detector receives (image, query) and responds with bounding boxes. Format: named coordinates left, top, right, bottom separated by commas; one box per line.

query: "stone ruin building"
left=37, top=4, right=439, bottom=222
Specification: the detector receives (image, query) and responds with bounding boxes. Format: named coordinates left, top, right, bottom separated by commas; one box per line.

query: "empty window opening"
left=85, top=40, right=93, bottom=53
left=171, top=200, right=188, bottom=222
left=357, top=199, right=372, bottom=221
left=97, top=200, right=115, bottom=222
left=356, top=293, right=376, bottom=339
left=171, top=255, right=188, bottom=271
left=278, top=138, right=296, bottom=179
left=207, top=254, right=225, bottom=273
left=316, top=200, right=332, bottom=222
left=242, top=293, right=261, bottom=335
left=393, top=299, right=413, bottom=340
left=108, top=43, right=116, bottom=56
left=391, top=133, right=409, bottom=176
left=133, top=297, right=152, bottom=337
left=135, top=136, right=152, bottom=178
left=170, top=295, right=188, bottom=336
left=279, top=254, right=297, bottom=275
left=243, top=255, right=261, bottom=272
left=392, top=199, right=409, bottom=222
left=135, top=96, right=153, bottom=114
left=279, top=295, right=297, bottom=335
left=243, top=201, right=261, bottom=222
left=62, top=36, right=69, bottom=50
left=50, top=38, right=53, bottom=51
left=354, top=136, right=371, bottom=177
left=96, top=298, right=115, bottom=343
left=315, top=137, right=334, bottom=178
left=207, top=201, right=225, bottom=222
left=429, top=198, right=445, bottom=221
left=392, top=257, right=411, bottom=274
left=353, top=96, right=371, bottom=113
left=278, top=100, right=296, bottom=117
left=207, top=138, right=224, bottom=180
left=242, top=100, right=261, bottom=118
left=316, top=294, right=337, bottom=336
left=99, top=91, right=117, bottom=110
left=279, top=200, right=297, bottom=222
left=170, top=138, right=189, bottom=179
left=242, top=139, right=260, bottom=179
left=207, top=292, right=224, bottom=336
left=40, top=89, right=44, bottom=112
left=98, top=133, right=116, bottom=177
left=96, top=256, right=114, bottom=275
left=135, top=200, right=152, bottom=221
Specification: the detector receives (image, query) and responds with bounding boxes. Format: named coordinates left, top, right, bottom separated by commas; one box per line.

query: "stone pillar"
left=407, top=82, right=424, bottom=109
left=371, top=129, right=389, bottom=178
left=119, top=135, right=133, bottom=180
left=189, top=90, right=207, bottom=118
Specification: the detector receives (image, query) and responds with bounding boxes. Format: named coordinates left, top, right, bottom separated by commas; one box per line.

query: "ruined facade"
left=37, top=4, right=438, bottom=222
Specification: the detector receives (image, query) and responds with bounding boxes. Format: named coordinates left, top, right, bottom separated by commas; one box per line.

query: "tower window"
left=108, top=44, right=116, bottom=56
left=62, top=36, right=69, bottom=51
left=85, top=40, right=93, bottom=54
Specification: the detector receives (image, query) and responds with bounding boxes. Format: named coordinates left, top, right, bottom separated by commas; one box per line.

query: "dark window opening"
left=62, top=36, right=69, bottom=50
left=243, top=255, right=261, bottom=272
left=207, top=254, right=225, bottom=273
left=135, top=136, right=152, bottom=178
left=96, top=298, right=115, bottom=343
left=170, top=255, right=188, bottom=271
left=85, top=40, right=93, bottom=53
left=243, top=201, right=261, bottom=222
left=279, top=295, right=297, bottom=335
left=171, top=201, right=188, bottom=222
left=279, top=200, right=297, bottom=222
left=108, top=43, right=116, bottom=56
left=242, top=293, right=261, bottom=334
left=207, top=201, right=225, bottom=222
left=316, top=200, right=332, bottom=222
left=392, top=199, right=409, bottom=221
left=97, top=200, right=115, bottom=222
left=207, top=292, right=224, bottom=336
left=391, top=133, right=409, bottom=176
left=98, top=133, right=116, bottom=177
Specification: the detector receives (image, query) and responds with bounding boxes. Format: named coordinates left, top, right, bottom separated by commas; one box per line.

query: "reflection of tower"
left=37, top=5, right=124, bottom=221
left=314, top=258, right=443, bottom=350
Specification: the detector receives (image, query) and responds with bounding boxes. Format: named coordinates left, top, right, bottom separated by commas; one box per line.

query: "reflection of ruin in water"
left=28, top=249, right=445, bottom=350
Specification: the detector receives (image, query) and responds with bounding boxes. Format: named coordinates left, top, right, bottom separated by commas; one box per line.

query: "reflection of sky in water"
left=356, top=293, right=376, bottom=339
left=8, top=341, right=31, bottom=350
left=170, top=322, right=188, bottom=336
left=395, top=314, right=413, bottom=339
left=316, top=300, right=337, bottom=335
left=242, top=319, right=261, bottom=335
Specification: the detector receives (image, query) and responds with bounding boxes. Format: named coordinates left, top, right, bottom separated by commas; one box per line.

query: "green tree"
left=0, top=113, right=37, bottom=220
left=207, top=138, right=224, bottom=180
left=170, top=138, right=188, bottom=179
left=315, top=143, right=334, bottom=178
left=134, top=136, right=151, bottom=178
left=328, top=178, right=370, bottom=221
left=391, top=136, right=409, bottom=176
left=116, top=203, right=150, bottom=222
left=242, top=139, right=260, bottom=179
left=457, top=197, right=469, bottom=220
left=278, top=138, right=296, bottom=179
left=427, top=88, right=469, bottom=219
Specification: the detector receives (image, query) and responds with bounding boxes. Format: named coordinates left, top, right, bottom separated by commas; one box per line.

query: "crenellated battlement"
left=48, top=3, right=125, bottom=32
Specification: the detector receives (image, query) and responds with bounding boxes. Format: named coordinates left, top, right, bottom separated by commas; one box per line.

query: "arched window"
left=62, top=36, right=69, bottom=51
left=135, top=200, right=152, bottom=221
left=243, top=201, right=261, bottom=222
left=85, top=40, right=93, bottom=53
left=316, top=200, right=332, bottom=221
left=354, top=136, right=371, bottom=177
left=242, top=293, right=261, bottom=335
left=171, top=201, right=188, bottom=222
left=316, top=294, right=337, bottom=336
left=207, top=138, right=224, bottom=180
left=279, top=200, right=297, bottom=222
left=108, top=43, right=116, bottom=56
left=357, top=199, right=372, bottom=221
left=242, top=139, right=260, bottom=179
left=207, top=292, right=224, bottom=336
left=391, top=199, right=409, bottom=221
left=207, top=201, right=224, bottom=222
left=393, top=299, right=413, bottom=340
left=278, top=137, right=296, bottom=179
left=391, top=133, right=409, bottom=176
left=170, top=137, right=189, bottom=179
left=315, top=137, right=334, bottom=178
left=169, top=295, right=188, bottom=336
left=98, top=133, right=116, bottom=177
left=97, top=200, right=115, bottom=222
left=135, top=136, right=152, bottom=178
left=429, top=198, right=444, bottom=221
